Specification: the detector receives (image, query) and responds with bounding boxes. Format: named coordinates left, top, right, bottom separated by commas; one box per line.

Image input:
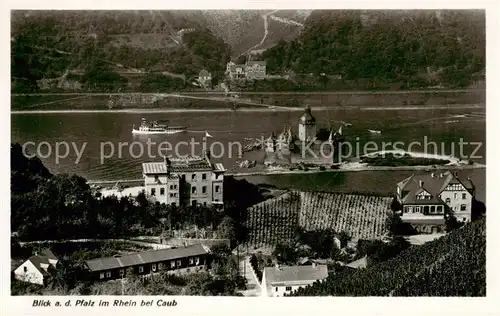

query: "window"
left=151, top=188, right=156, bottom=196
left=286, top=286, right=292, bottom=291
left=186, top=268, right=190, bottom=272
left=192, top=186, right=197, bottom=194
left=430, top=206, right=436, bottom=213
left=158, top=263, right=163, bottom=270
left=215, top=174, right=220, bottom=180
left=192, top=174, right=196, bottom=181
left=138, top=266, right=144, bottom=273
left=171, top=202, right=176, bottom=207
left=170, top=185, right=174, bottom=190
left=189, top=257, right=194, bottom=265
left=276, top=287, right=278, bottom=292
left=171, top=261, right=176, bottom=268
left=202, top=173, right=207, bottom=180
left=437, top=206, right=443, bottom=213
left=154, top=175, right=159, bottom=182
left=23, top=266, right=27, bottom=272
left=170, top=193, right=174, bottom=198
left=160, top=188, right=165, bottom=195
left=152, top=263, right=157, bottom=272
left=100, top=272, right=105, bottom=279
left=195, top=257, right=200, bottom=265
left=454, top=193, right=458, bottom=199
left=203, top=202, right=207, bottom=206
left=202, top=186, right=207, bottom=194
left=462, top=193, right=467, bottom=200
left=415, top=206, right=421, bottom=213
left=119, top=269, right=124, bottom=277
left=445, top=198, right=451, bottom=204
left=106, top=271, right=111, bottom=278
left=460, top=204, right=467, bottom=211
left=215, top=185, right=220, bottom=193
left=177, top=260, right=182, bottom=266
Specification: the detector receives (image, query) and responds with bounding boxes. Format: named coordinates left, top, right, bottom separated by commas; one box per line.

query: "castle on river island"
left=263, top=105, right=344, bottom=166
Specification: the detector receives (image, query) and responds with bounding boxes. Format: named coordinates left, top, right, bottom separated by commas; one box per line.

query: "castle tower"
left=298, top=105, right=317, bottom=142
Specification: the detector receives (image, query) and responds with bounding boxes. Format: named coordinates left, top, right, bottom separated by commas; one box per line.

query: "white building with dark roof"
left=261, top=264, right=328, bottom=297
left=225, top=60, right=267, bottom=80
left=142, top=150, right=225, bottom=208
left=85, top=244, right=211, bottom=281
left=14, top=249, right=58, bottom=286
left=396, top=171, right=475, bottom=233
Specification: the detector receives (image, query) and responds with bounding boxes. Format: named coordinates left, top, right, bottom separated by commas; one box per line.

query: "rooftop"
left=299, top=105, right=316, bottom=125
left=85, top=244, right=210, bottom=272
left=142, top=156, right=218, bottom=174
left=25, top=249, right=58, bottom=275
left=246, top=60, right=267, bottom=66
left=397, top=171, right=475, bottom=204
left=263, top=264, right=328, bottom=285
left=345, top=256, right=368, bottom=269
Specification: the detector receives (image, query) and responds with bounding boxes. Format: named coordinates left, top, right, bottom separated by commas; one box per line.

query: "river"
left=11, top=100, right=486, bottom=201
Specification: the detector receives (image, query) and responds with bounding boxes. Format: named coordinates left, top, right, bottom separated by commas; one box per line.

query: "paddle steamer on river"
left=132, top=118, right=187, bottom=135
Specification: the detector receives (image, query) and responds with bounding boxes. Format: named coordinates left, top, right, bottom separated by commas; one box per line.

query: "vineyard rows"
left=292, top=218, right=486, bottom=296
left=299, top=192, right=390, bottom=240
left=245, top=191, right=301, bottom=248
left=245, top=191, right=391, bottom=247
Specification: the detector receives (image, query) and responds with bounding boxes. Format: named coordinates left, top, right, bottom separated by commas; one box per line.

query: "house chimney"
left=419, top=180, right=424, bottom=188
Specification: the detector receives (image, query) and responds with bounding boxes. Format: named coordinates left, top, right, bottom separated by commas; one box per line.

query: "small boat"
left=368, top=129, right=382, bottom=134
left=132, top=118, right=186, bottom=135
left=268, top=106, right=276, bottom=109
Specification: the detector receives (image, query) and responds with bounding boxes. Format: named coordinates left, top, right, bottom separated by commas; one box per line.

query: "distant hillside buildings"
left=396, top=171, right=475, bottom=233
left=142, top=150, right=225, bottom=208
left=226, top=60, right=267, bottom=80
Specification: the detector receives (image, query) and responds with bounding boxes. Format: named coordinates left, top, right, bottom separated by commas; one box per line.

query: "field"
left=293, top=218, right=486, bottom=296
left=245, top=191, right=391, bottom=247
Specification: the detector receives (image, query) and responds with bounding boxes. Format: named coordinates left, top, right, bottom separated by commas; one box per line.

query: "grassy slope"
left=293, top=218, right=486, bottom=296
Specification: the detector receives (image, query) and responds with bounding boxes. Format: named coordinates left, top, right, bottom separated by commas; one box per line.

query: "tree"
left=216, top=216, right=237, bottom=244
left=338, top=231, right=352, bottom=249
left=445, top=214, right=464, bottom=232
left=385, top=213, right=416, bottom=236
left=273, top=243, right=299, bottom=265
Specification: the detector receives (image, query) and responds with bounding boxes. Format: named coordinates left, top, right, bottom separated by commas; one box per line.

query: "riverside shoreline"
left=86, top=163, right=486, bottom=185
left=11, top=103, right=486, bottom=115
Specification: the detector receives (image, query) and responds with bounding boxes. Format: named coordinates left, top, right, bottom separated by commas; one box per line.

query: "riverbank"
left=11, top=88, right=485, bottom=97
left=87, top=163, right=486, bottom=186
left=11, top=103, right=486, bottom=115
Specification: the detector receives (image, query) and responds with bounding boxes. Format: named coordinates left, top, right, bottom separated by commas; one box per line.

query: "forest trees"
left=261, top=10, right=485, bottom=89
